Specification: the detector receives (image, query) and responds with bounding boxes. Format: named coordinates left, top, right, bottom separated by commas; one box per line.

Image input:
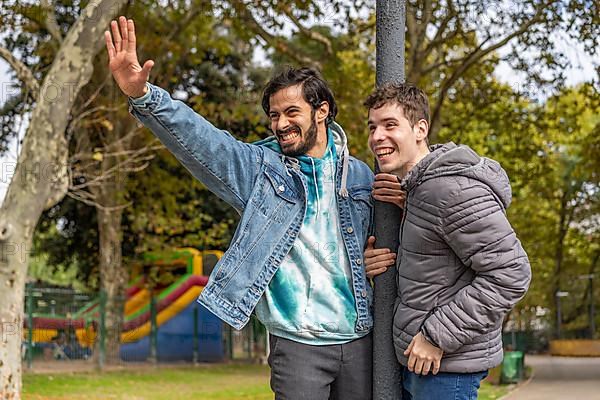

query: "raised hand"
left=104, top=16, right=154, bottom=98
left=364, top=236, right=396, bottom=279
left=372, top=173, right=406, bottom=209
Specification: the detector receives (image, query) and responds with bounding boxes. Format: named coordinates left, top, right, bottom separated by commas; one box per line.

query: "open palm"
left=104, top=16, right=154, bottom=98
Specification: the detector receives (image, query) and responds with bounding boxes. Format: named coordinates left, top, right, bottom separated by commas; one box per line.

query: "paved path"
left=503, top=355, right=600, bottom=400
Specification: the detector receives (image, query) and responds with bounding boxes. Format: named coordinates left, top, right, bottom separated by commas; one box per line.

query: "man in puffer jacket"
left=364, top=82, right=531, bottom=400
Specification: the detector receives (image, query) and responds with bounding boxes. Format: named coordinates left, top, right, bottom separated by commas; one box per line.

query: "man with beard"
left=105, top=16, right=400, bottom=400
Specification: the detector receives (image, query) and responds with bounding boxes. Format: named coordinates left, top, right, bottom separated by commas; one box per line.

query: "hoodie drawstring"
left=310, top=158, right=321, bottom=214
left=339, top=145, right=349, bottom=198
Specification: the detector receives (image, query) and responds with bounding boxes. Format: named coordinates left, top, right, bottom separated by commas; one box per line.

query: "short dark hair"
left=261, top=67, right=338, bottom=125
left=364, top=82, right=430, bottom=127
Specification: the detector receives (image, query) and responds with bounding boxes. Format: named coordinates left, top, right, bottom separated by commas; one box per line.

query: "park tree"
left=15, top=0, right=275, bottom=364
left=532, top=85, right=599, bottom=335
left=0, top=0, right=128, bottom=395
left=225, top=0, right=598, bottom=139
left=21, top=0, right=267, bottom=364
left=437, top=80, right=600, bottom=336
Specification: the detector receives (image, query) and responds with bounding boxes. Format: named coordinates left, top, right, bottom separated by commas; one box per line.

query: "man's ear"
left=316, top=101, right=330, bottom=124
left=415, top=119, right=429, bottom=144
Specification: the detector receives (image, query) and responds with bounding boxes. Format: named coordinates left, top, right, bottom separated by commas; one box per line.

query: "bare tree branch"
left=66, top=191, right=131, bottom=211
left=0, top=46, right=39, bottom=100
left=230, top=0, right=320, bottom=68
left=281, top=4, right=333, bottom=55
left=41, top=0, right=63, bottom=43
left=429, top=3, right=548, bottom=136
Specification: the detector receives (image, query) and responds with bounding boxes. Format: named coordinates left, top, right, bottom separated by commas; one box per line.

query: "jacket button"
left=356, top=258, right=362, bottom=265
left=361, top=290, right=367, bottom=298
left=346, top=227, right=354, bottom=233
left=278, top=185, right=285, bottom=192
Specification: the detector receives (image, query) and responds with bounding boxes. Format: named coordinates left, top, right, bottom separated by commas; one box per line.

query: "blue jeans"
left=402, top=368, right=488, bottom=400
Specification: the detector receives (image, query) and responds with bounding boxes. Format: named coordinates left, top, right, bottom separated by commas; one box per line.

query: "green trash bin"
left=501, top=351, right=524, bottom=384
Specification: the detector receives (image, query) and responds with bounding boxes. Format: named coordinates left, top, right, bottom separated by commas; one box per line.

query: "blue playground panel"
left=120, top=302, right=224, bottom=362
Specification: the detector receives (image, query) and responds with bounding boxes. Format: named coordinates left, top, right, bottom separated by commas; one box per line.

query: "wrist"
left=420, top=325, right=440, bottom=349
left=130, top=83, right=148, bottom=99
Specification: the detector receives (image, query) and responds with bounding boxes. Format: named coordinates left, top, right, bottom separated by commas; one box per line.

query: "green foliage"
left=123, top=148, right=239, bottom=256
left=439, top=82, right=600, bottom=332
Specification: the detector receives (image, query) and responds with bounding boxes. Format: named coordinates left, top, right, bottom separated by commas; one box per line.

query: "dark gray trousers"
left=268, top=334, right=373, bottom=400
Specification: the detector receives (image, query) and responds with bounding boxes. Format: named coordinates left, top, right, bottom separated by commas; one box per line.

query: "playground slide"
left=25, top=274, right=223, bottom=362
left=119, top=274, right=223, bottom=362
left=25, top=249, right=225, bottom=362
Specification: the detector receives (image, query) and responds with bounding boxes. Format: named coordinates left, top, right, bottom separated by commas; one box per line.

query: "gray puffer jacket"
left=393, top=142, right=531, bottom=373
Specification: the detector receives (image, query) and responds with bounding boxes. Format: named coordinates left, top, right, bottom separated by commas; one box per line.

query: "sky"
left=0, top=20, right=598, bottom=204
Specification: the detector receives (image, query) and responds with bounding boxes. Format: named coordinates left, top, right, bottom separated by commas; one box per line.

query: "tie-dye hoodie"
left=254, top=125, right=364, bottom=345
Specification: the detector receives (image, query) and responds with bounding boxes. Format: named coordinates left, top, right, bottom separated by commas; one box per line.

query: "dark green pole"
left=150, top=291, right=158, bottom=363
left=373, top=1, right=406, bottom=399
left=26, top=283, right=34, bottom=370
left=193, top=306, right=199, bottom=364
left=99, top=290, right=107, bottom=370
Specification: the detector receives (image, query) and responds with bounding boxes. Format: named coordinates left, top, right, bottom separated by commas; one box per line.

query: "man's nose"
left=277, top=115, right=290, bottom=131
left=371, top=126, right=385, bottom=142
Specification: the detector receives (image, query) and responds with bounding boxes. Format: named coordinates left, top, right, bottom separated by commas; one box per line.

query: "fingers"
left=373, top=187, right=405, bottom=196
left=365, top=253, right=396, bottom=267
left=375, top=173, right=401, bottom=183
left=432, top=358, right=441, bottom=375
left=119, top=16, right=128, bottom=44
left=365, top=247, right=393, bottom=258
left=366, top=267, right=389, bottom=279
left=373, top=180, right=402, bottom=190
left=407, top=352, right=416, bottom=372
left=421, top=359, right=432, bottom=375
left=366, top=236, right=376, bottom=249
left=104, top=30, right=116, bottom=60
left=110, top=20, right=122, bottom=52
left=126, top=19, right=136, bottom=52
left=142, top=60, right=155, bottom=78
left=414, top=358, right=424, bottom=375
left=404, top=338, right=414, bottom=356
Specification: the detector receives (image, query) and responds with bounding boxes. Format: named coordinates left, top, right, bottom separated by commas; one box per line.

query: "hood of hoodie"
left=253, top=121, right=351, bottom=197
left=401, top=142, right=512, bottom=209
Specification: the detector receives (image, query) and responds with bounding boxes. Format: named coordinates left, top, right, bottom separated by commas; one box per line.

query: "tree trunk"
left=90, top=118, right=134, bottom=365
left=0, top=1, right=126, bottom=397
left=97, top=205, right=127, bottom=364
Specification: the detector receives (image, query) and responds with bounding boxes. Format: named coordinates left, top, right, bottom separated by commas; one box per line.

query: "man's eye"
left=386, top=123, right=396, bottom=129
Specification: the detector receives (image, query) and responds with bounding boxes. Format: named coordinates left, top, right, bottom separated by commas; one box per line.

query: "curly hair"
left=364, top=82, right=430, bottom=128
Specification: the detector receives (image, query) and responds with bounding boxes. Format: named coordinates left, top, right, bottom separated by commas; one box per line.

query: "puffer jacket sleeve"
left=421, top=182, right=531, bottom=353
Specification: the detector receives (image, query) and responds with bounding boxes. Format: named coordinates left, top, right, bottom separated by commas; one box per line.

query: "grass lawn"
left=23, top=364, right=509, bottom=399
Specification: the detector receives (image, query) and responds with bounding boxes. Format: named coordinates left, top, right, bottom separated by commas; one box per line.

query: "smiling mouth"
left=278, top=128, right=301, bottom=143
left=375, top=148, right=396, bottom=159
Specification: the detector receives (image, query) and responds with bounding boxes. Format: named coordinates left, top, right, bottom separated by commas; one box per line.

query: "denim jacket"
left=129, top=84, right=374, bottom=332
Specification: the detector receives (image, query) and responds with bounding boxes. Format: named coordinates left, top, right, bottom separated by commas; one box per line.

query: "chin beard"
left=279, top=111, right=318, bottom=157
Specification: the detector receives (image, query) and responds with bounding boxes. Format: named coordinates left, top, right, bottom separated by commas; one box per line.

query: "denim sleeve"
left=128, top=83, right=263, bottom=212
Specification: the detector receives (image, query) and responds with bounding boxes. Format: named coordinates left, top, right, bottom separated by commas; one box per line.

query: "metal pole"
left=556, top=294, right=562, bottom=339
left=591, top=276, right=596, bottom=339
left=374, top=1, right=406, bottom=399
left=193, top=306, right=199, bottom=364
left=150, top=291, right=158, bottom=363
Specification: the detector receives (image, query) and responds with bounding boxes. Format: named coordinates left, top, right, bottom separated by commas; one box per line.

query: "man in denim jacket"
left=105, top=17, right=396, bottom=399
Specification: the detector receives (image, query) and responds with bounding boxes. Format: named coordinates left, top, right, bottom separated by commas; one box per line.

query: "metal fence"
left=23, top=285, right=267, bottom=369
